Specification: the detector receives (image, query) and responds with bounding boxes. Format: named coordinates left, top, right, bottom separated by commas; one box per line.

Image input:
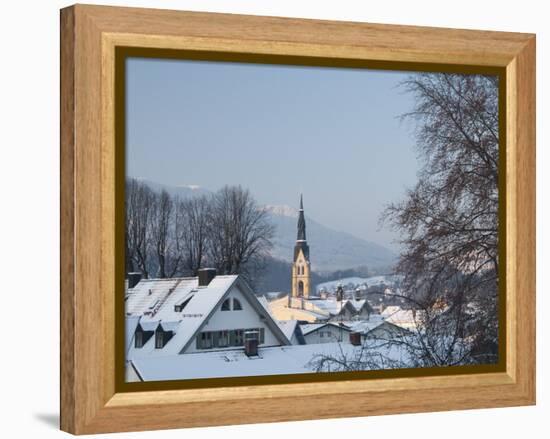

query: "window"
left=134, top=326, right=153, bottom=348
left=198, top=331, right=213, bottom=349
left=232, top=329, right=244, bottom=346
left=232, top=298, right=242, bottom=310
left=135, top=330, right=143, bottom=347
left=218, top=330, right=230, bottom=347
left=244, top=329, right=259, bottom=341
left=174, top=295, right=193, bottom=312
left=155, top=329, right=164, bottom=349
left=196, top=328, right=265, bottom=349
left=221, top=298, right=231, bottom=311
left=155, top=327, right=174, bottom=349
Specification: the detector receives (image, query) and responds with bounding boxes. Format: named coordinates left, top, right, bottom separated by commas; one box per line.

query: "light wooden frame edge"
left=60, top=4, right=536, bottom=435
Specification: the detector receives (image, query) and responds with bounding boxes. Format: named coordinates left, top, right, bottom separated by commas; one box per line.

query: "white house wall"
left=303, top=325, right=350, bottom=344
left=184, top=285, right=280, bottom=353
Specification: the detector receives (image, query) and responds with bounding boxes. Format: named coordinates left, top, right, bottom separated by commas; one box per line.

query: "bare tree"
left=126, top=178, right=155, bottom=278
left=383, top=73, right=500, bottom=363
left=149, top=189, right=180, bottom=278
left=207, top=185, right=275, bottom=285
left=307, top=339, right=406, bottom=373
left=176, top=195, right=211, bottom=276
left=126, top=180, right=275, bottom=285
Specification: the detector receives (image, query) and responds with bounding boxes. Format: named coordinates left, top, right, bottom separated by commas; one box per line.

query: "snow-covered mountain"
left=263, top=205, right=396, bottom=272
left=131, top=177, right=210, bottom=199
left=262, top=204, right=299, bottom=218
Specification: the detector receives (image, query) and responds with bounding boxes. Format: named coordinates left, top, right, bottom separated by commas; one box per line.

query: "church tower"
left=291, top=195, right=312, bottom=298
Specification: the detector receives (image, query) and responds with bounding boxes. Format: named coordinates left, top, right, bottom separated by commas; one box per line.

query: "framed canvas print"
left=60, top=4, right=536, bottom=435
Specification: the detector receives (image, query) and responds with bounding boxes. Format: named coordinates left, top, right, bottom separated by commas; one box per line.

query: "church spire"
left=297, top=194, right=306, bottom=241
left=292, top=194, right=311, bottom=298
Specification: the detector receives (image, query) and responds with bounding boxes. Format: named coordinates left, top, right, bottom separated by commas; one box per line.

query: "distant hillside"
left=133, top=179, right=397, bottom=274
left=263, top=205, right=396, bottom=272
left=255, top=257, right=396, bottom=295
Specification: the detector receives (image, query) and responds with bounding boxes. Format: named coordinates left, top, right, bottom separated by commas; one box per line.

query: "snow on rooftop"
left=125, top=315, right=140, bottom=355
left=129, top=341, right=409, bottom=381
left=299, top=297, right=370, bottom=316
left=300, top=323, right=326, bottom=335
left=276, top=320, right=299, bottom=340
left=257, top=295, right=274, bottom=318
left=126, top=275, right=239, bottom=357
left=383, top=309, right=419, bottom=329
left=344, top=315, right=387, bottom=334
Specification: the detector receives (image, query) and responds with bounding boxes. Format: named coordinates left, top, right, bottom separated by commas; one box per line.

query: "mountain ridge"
left=130, top=178, right=397, bottom=272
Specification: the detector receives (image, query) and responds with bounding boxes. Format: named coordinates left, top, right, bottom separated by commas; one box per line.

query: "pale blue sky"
left=126, top=58, right=420, bottom=249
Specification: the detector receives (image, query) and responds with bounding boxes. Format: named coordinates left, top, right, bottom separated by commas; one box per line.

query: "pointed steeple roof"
left=297, top=194, right=306, bottom=241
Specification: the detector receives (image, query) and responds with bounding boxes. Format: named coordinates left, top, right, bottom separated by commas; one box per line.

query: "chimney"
left=244, top=329, right=259, bottom=357
left=127, top=272, right=142, bottom=289
left=349, top=331, right=362, bottom=346
left=198, top=268, right=216, bottom=287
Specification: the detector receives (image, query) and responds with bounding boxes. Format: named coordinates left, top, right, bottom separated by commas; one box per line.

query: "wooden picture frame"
left=60, top=4, right=536, bottom=434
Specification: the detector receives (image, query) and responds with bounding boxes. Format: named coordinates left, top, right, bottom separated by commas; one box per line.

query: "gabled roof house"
left=125, top=269, right=291, bottom=361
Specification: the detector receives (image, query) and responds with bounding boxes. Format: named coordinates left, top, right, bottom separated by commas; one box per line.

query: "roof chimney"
left=198, top=268, right=216, bottom=287
left=127, top=272, right=142, bottom=289
left=349, top=331, right=362, bottom=346
left=244, top=329, right=259, bottom=357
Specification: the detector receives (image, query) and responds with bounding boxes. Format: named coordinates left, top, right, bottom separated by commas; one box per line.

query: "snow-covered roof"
left=381, top=306, right=402, bottom=317
left=381, top=307, right=419, bottom=329
left=299, top=323, right=325, bottom=336
left=300, top=322, right=351, bottom=336
left=277, top=319, right=299, bottom=340
left=257, top=295, right=274, bottom=318
left=344, top=316, right=387, bottom=334
left=301, top=297, right=372, bottom=317
left=125, top=315, right=140, bottom=356
left=129, top=341, right=409, bottom=381
left=126, top=275, right=291, bottom=358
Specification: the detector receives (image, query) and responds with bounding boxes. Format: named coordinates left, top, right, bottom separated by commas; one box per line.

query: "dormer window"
left=135, top=330, right=143, bottom=347
left=221, top=298, right=231, bottom=311
left=134, top=324, right=154, bottom=348
left=221, top=297, right=243, bottom=311
left=232, top=298, right=242, bottom=310
left=154, top=325, right=174, bottom=349
left=174, top=295, right=193, bottom=312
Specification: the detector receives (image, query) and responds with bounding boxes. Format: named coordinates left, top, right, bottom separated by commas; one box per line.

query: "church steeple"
left=297, top=194, right=306, bottom=241
left=291, top=194, right=311, bottom=298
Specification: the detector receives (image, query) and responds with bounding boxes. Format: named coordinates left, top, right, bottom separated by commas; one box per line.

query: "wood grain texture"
left=60, top=6, right=75, bottom=433
left=60, top=4, right=536, bottom=434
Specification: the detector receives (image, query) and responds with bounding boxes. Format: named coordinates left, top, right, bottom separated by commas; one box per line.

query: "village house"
left=300, top=322, right=353, bottom=344
left=125, top=268, right=292, bottom=372
left=299, top=315, right=409, bottom=345
left=124, top=195, right=416, bottom=382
